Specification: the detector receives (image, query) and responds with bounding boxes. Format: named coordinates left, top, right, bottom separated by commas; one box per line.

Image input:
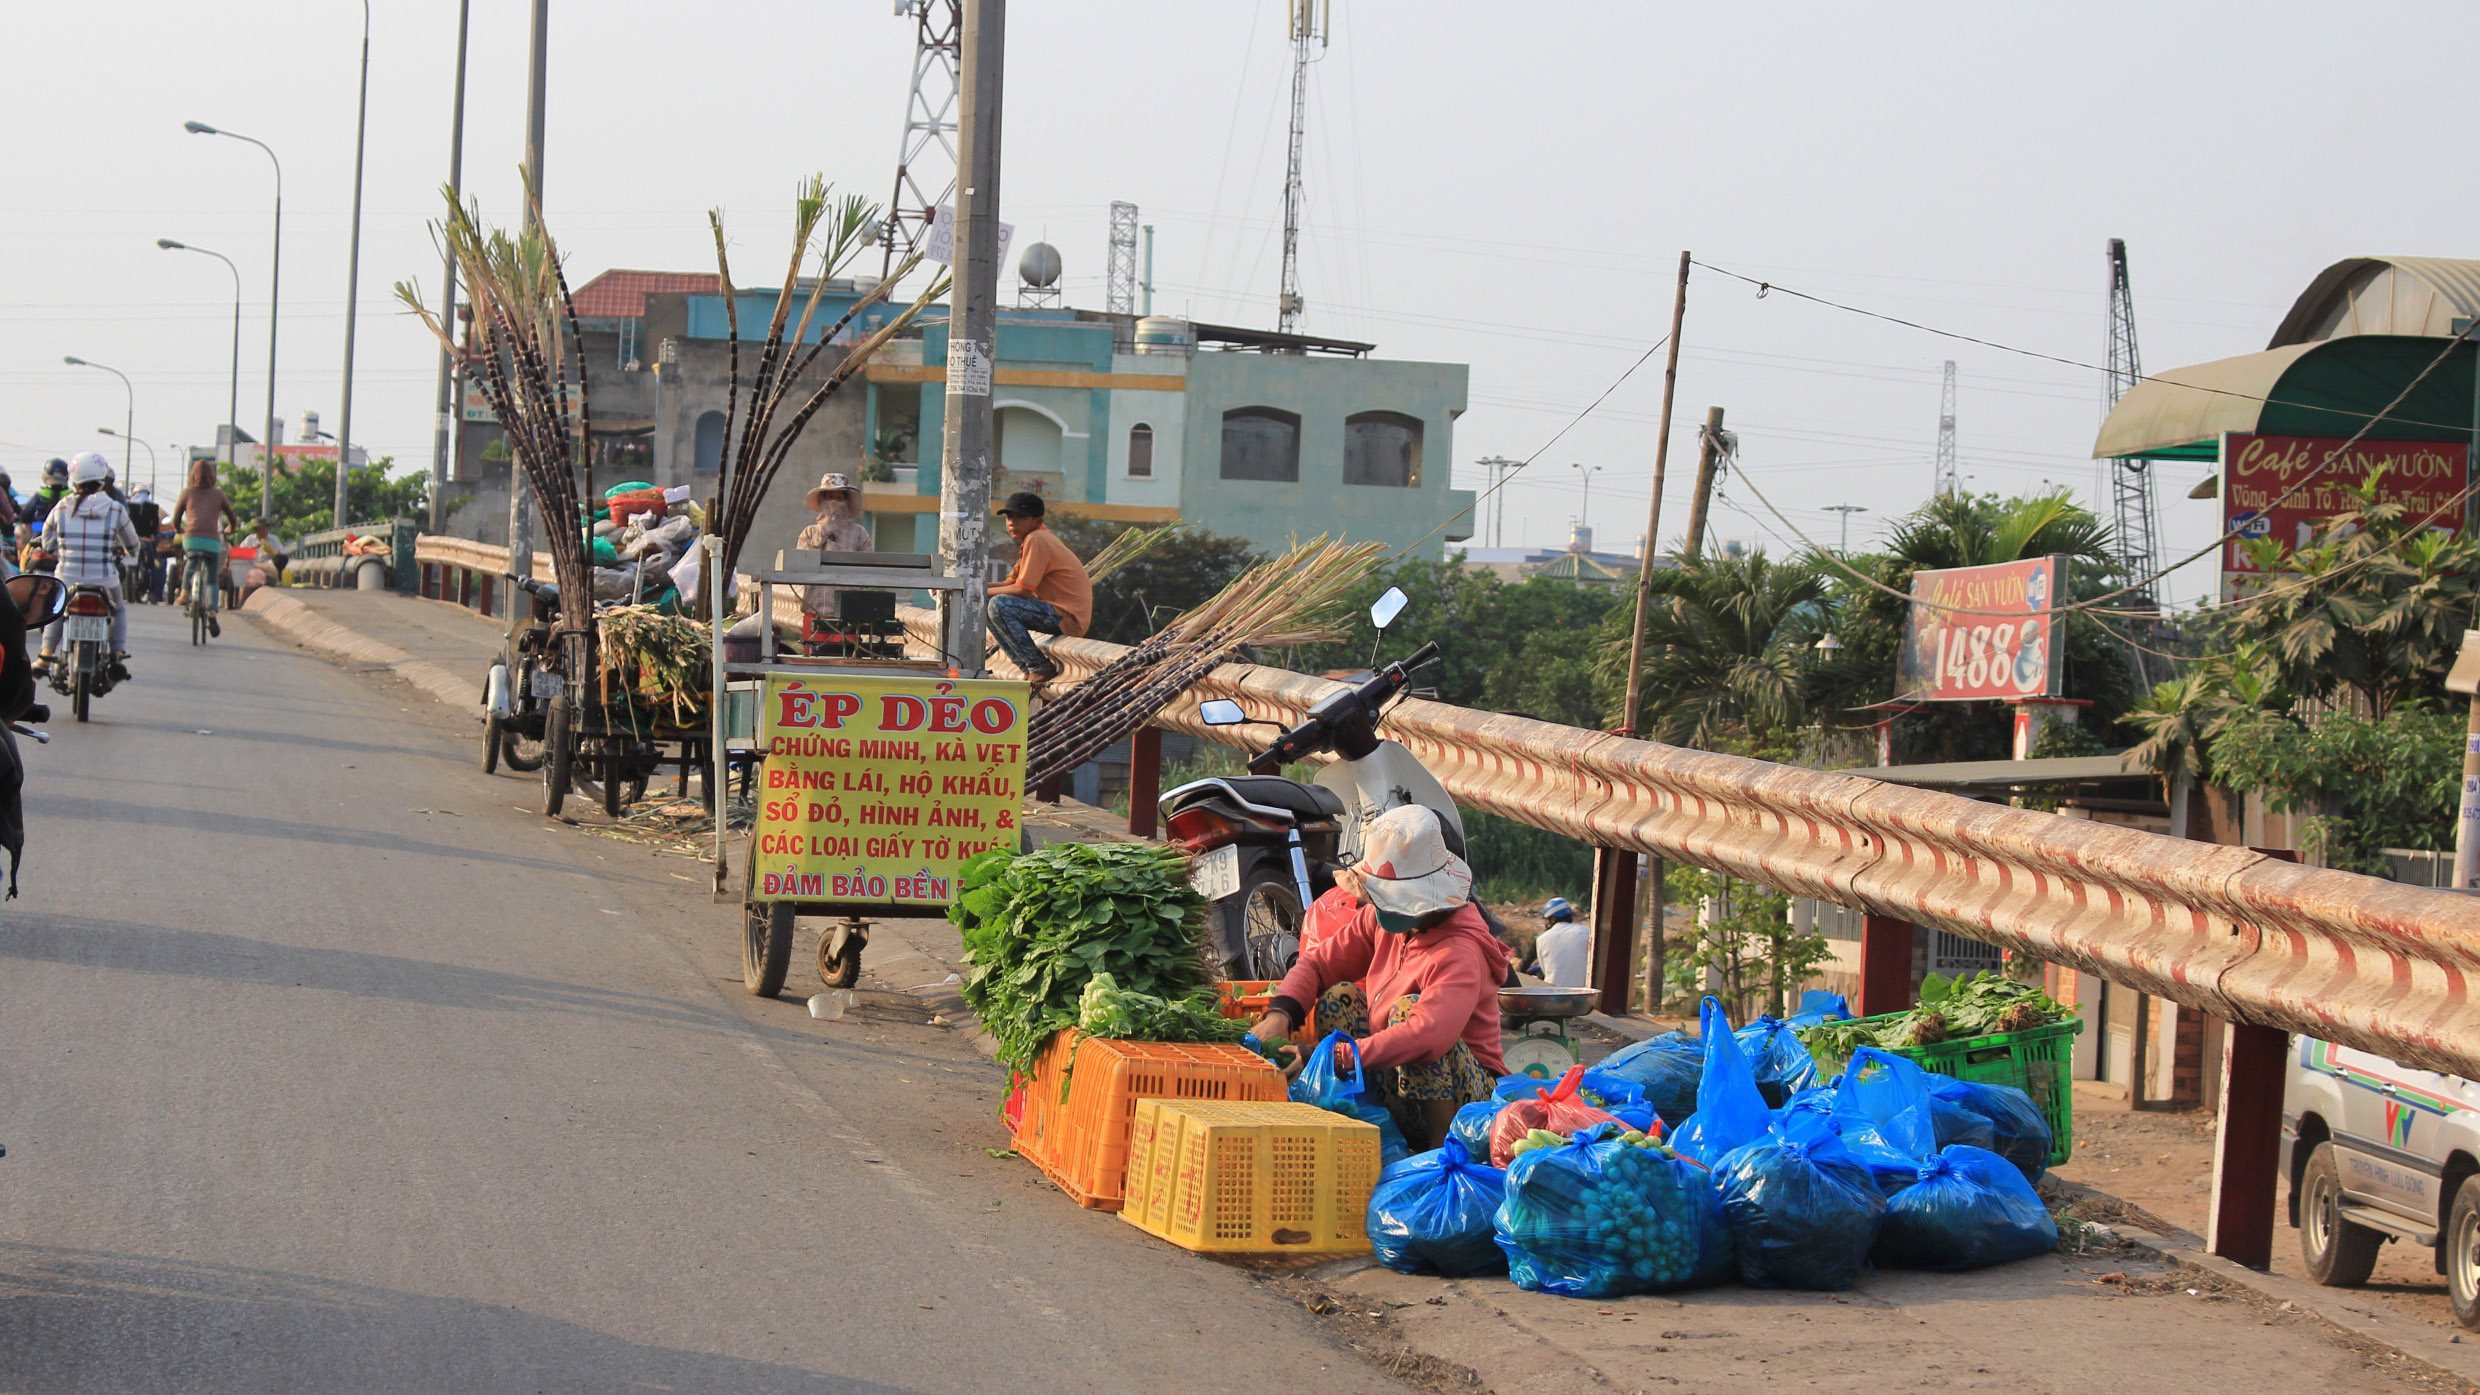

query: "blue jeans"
left=987, top=594, right=1062, bottom=675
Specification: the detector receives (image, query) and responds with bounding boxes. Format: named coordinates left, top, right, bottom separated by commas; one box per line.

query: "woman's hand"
left=1246, top=1010, right=1292, bottom=1046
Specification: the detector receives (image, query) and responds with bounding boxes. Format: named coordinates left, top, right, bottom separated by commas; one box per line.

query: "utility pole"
left=506, top=0, right=546, bottom=635
left=1621, top=253, right=1691, bottom=737
left=1934, top=359, right=1959, bottom=497
left=1276, top=0, right=1326, bottom=333
left=938, top=0, right=1005, bottom=675
left=429, top=0, right=471, bottom=532
left=1474, top=454, right=1520, bottom=548
left=1681, top=406, right=1729, bottom=557
left=1823, top=504, right=1867, bottom=555
left=333, top=0, right=371, bottom=536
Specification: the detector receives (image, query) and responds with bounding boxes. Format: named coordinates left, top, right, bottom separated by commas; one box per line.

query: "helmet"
left=68, top=453, right=111, bottom=488
left=42, top=458, right=68, bottom=484
left=1540, top=896, right=1578, bottom=923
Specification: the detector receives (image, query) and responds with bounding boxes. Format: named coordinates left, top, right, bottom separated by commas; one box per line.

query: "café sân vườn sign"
left=2221, top=433, right=2467, bottom=581
left=1895, top=555, right=2065, bottom=703
left=751, top=674, right=1027, bottom=904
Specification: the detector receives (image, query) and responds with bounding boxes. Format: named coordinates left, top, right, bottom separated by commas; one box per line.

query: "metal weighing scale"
left=1498, top=986, right=1595, bottom=1079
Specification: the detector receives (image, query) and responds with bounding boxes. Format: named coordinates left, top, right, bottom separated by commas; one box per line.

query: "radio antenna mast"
left=1278, top=0, right=1328, bottom=334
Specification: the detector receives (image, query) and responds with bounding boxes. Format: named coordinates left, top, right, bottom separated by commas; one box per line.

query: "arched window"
left=1127, top=423, right=1155, bottom=478
left=1344, top=411, right=1422, bottom=487
left=693, top=410, right=726, bottom=471
left=1219, top=407, right=1299, bottom=482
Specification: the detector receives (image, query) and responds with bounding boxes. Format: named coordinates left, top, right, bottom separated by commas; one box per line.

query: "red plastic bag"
left=1487, top=1064, right=1626, bottom=1167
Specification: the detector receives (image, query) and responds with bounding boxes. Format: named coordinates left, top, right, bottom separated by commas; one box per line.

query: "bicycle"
left=181, top=547, right=223, bottom=646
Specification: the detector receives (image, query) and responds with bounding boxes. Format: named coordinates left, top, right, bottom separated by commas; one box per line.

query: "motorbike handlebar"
left=1244, top=641, right=1443, bottom=774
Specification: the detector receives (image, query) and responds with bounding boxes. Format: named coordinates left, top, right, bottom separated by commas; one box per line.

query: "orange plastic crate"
left=1214, top=980, right=1317, bottom=1042
left=1010, top=1034, right=1286, bottom=1211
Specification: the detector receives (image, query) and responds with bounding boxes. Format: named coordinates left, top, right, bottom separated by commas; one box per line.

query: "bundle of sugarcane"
left=395, top=189, right=596, bottom=646
left=595, top=605, right=713, bottom=729
left=1023, top=536, right=1386, bottom=789
left=1079, top=520, right=1185, bottom=587
left=704, top=178, right=953, bottom=590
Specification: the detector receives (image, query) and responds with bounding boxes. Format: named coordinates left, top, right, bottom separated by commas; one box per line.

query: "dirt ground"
left=2048, top=1081, right=2463, bottom=1331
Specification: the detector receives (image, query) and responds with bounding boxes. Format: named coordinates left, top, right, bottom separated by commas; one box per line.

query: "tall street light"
left=1570, top=463, right=1604, bottom=548
left=1823, top=503, right=1868, bottom=556
left=96, top=429, right=157, bottom=493
left=183, top=119, right=281, bottom=525
left=334, top=0, right=372, bottom=533
left=429, top=0, right=473, bottom=531
left=157, top=239, right=242, bottom=475
left=63, top=356, right=133, bottom=485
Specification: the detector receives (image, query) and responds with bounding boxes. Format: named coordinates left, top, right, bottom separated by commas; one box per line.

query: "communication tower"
left=1278, top=0, right=1329, bottom=333
left=1107, top=202, right=1140, bottom=316
left=880, top=0, right=962, bottom=279
left=2104, top=238, right=2161, bottom=605
left=1934, top=360, right=1958, bottom=496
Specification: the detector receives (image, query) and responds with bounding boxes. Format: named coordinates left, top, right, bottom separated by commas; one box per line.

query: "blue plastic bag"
left=1369, top=1139, right=1510, bottom=1277
left=1493, top=1123, right=1734, bottom=1298
left=1875, top=1144, right=2058, bottom=1271
left=1734, top=1015, right=1821, bottom=1106
left=1832, top=1048, right=1940, bottom=1196
left=1711, top=1130, right=1889, bottom=1290
left=1670, top=998, right=1773, bottom=1165
left=1292, top=1029, right=1412, bottom=1167
left=1925, top=1075, right=2053, bottom=1182
left=1576, top=1070, right=1660, bottom=1134
left=1590, top=1030, right=1704, bottom=1127
left=1786, top=989, right=1851, bottom=1030
left=1450, top=1100, right=1506, bottom=1159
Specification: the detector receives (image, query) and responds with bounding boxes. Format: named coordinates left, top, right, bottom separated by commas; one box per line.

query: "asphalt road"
left=0, top=601, right=1412, bottom=1394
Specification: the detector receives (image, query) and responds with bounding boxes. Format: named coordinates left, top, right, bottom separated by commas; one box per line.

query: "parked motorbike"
left=1159, top=586, right=1463, bottom=979
left=482, top=577, right=563, bottom=775
left=48, top=584, right=123, bottom=723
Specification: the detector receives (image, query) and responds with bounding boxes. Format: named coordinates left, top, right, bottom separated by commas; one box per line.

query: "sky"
left=7, top=2, right=2477, bottom=610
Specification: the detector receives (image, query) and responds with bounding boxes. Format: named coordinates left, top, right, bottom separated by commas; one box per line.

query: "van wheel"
left=2446, top=1177, right=2480, bottom=1329
left=2301, top=1142, right=2384, bottom=1286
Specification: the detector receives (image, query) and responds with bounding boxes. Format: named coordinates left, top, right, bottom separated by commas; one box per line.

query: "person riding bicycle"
left=171, top=459, right=244, bottom=636
left=36, top=454, right=138, bottom=678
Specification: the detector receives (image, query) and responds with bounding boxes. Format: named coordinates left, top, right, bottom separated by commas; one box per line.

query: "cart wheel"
left=820, top=920, right=866, bottom=989
left=482, top=710, right=504, bottom=774
left=542, top=701, right=573, bottom=817
left=744, top=901, right=794, bottom=997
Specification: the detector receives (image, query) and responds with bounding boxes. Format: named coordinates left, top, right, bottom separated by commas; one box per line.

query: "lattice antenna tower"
left=1278, top=0, right=1329, bottom=333
left=1934, top=359, right=1958, bottom=496
left=2105, top=237, right=2162, bottom=607
left=1106, top=201, right=1140, bottom=316
left=880, top=0, right=963, bottom=280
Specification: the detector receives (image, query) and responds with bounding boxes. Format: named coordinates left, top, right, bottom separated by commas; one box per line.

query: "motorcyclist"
left=1526, top=896, right=1590, bottom=988
left=17, top=460, right=69, bottom=571
left=36, top=454, right=138, bottom=678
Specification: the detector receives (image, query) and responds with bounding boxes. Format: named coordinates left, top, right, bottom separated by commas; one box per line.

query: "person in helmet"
left=36, top=453, right=138, bottom=674
left=19, top=459, right=71, bottom=568
left=1527, top=895, right=1591, bottom=989
left=1248, top=804, right=1511, bottom=1151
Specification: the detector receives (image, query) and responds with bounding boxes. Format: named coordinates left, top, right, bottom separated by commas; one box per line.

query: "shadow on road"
left=29, top=794, right=586, bottom=877
left=0, top=1243, right=916, bottom=1394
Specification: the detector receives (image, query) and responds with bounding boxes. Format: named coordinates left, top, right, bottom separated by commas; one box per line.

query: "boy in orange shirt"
left=987, top=492, right=1092, bottom=686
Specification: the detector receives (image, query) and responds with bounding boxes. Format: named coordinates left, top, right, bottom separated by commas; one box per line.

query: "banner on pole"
left=1895, top=555, right=2066, bottom=702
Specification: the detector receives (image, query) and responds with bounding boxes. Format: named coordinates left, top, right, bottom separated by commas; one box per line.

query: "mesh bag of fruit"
left=1486, top=1065, right=1626, bottom=1167
left=1874, top=1143, right=2057, bottom=1271
left=1711, top=1130, right=1889, bottom=1290
left=1492, top=1123, right=1736, bottom=1298
left=1368, top=1138, right=1510, bottom=1277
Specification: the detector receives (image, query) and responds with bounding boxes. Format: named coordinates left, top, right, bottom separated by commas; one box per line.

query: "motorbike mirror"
left=1368, top=586, right=1408, bottom=633
left=1197, top=699, right=1249, bottom=727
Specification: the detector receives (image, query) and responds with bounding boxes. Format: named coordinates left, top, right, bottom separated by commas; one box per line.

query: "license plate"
left=1190, top=844, right=1242, bottom=901
left=530, top=671, right=564, bottom=700
left=65, top=616, right=108, bottom=644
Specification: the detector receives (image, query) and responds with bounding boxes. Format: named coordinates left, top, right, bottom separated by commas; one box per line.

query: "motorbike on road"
left=48, top=582, right=123, bottom=723
left=1159, top=586, right=1464, bottom=979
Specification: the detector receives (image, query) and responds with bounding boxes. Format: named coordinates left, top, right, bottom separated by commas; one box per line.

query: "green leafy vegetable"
left=1077, top=973, right=1248, bottom=1045
left=1795, top=972, right=2070, bottom=1065
left=949, top=842, right=1219, bottom=1077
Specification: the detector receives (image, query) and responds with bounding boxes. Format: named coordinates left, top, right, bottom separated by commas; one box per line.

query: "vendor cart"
left=709, top=548, right=1029, bottom=999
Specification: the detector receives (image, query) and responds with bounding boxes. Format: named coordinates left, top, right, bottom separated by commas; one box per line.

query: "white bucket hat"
left=1356, top=804, right=1473, bottom=925
left=805, top=472, right=859, bottom=510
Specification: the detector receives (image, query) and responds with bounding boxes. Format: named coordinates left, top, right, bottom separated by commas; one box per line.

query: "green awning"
left=2093, top=335, right=2477, bottom=460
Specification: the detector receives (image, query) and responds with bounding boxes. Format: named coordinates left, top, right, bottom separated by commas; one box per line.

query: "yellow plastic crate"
left=1120, top=1098, right=1381, bottom=1256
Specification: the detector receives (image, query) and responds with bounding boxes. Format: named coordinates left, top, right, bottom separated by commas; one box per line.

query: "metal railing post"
left=2208, top=1021, right=2289, bottom=1268
left=1589, top=847, right=1641, bottom=1016
left=1127, top=725, right=1162, bottom=836
left=1858, top=912, right=1914, bottom=1017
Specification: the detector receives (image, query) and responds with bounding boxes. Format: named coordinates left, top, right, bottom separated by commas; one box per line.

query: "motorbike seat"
left=1209, top=775, right=1346, bottom=822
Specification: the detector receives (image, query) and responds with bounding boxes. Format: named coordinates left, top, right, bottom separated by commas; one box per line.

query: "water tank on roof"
left=1134, top=316, right=1194, bottom=357
left=1568, top=525, right=1594, bottom=555
left=1019, top=242, right=1062, bottom=289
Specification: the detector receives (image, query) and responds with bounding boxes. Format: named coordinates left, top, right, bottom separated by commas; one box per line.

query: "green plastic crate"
left=1812, top=1015, right=2082, bottom=1167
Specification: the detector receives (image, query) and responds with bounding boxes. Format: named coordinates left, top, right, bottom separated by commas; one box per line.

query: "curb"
left=242, top=589, right=484, bottom=716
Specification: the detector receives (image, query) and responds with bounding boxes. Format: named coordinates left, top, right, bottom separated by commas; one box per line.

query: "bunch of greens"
left=1076, top=973, right=1247, bottom=1045
left=949, top=843, right=1217, bottom=1076
left=1797, top=971, right=2071, bottom=1064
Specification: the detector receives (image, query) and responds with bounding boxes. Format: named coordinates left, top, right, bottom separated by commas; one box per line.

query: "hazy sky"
left=8, top=2, right=2474, bottom=607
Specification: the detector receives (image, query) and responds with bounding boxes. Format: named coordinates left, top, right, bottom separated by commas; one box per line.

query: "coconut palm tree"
left=1884, top=488, right=2118, bottom=571
left=1606, top=551, right=1829, bottom=749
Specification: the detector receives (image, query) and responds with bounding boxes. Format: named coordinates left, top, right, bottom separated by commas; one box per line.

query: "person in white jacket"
left=37, top=453, right=138, bottom=675
left=1529, top=896, right=1591, bottom=988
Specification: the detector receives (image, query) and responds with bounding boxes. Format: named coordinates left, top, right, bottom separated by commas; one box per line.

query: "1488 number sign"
left=1894, top=556, right=2065, bottom=703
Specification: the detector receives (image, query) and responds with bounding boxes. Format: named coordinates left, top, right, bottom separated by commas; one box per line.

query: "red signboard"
left=2221, top=433, right=2467, bottom=575
left=1895, top=556, right=2065, bottom=703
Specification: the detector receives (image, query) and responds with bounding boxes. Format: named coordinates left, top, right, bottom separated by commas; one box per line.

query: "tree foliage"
left=1598, top=551, right=1827, bottom=749
left=214, top=453, right=430, bottom=538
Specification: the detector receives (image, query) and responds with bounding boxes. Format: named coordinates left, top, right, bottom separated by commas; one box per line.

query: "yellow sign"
left=749, top=672, right=1028, bottom=904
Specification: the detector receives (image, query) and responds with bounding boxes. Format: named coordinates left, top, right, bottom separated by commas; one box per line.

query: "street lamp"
left=1822, top=503, right=1868, bottom=555
left=183, top=118, right=281, bottom=525
left=1571, top=463, right=1604, bottom=548
left=63, top=356, right=133, bottom=486
left=96, top=428, right=157, bottom=492
left=157, top=239, right=242, bottom=475
left=333, top=0, right=373, bottom=532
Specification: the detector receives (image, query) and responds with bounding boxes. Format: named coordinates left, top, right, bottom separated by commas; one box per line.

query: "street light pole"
left=1823, top=503, right=1867, bottom=555
left=184, top=120, right=281, bottom=525
left=156, top=240, right=242, bottom=475
left=63, top=356, right=133, bottom=486
left=334, top=0, right=372, bottom=534
left=96, top=429, right=157, bottom=491
left=429, top=0, right=473, bottom=531
left=1570, top=463, right=1603, bottom=546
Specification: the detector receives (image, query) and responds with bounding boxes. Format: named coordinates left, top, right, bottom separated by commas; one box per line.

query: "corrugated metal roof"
left=2269, top=256, right=2480, bottom=348
left=2090, top=342, right=2316, bottom=459
left=569, top=269, right=721, bottom=321
left=1844, top=753, right=2144, bottom=789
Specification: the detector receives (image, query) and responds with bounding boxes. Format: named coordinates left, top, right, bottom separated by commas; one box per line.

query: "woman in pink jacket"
left=1248, top=804, right=1510, bottom=1151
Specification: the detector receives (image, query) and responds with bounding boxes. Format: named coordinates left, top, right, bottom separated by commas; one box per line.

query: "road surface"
left=0, top=602, right=1410, bottom=1393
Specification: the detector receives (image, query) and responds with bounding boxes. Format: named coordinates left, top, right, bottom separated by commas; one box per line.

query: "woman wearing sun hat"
left=796, top=471, right=871, bottom=622
left=1248, top=803, right=1511, bottom=1151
